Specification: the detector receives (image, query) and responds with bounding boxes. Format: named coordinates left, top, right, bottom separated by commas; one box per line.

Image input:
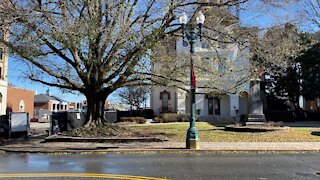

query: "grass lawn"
left=129, top=122, right=320, bottom=142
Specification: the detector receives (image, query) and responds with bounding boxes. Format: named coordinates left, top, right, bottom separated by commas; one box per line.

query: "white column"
left=196, top=94, right=205, bottom=116
left=177, top=89, right=186, bottom=113
left=230, top=94, right=239, bottom=117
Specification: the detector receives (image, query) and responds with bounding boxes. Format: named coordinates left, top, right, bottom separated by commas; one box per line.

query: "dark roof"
left=34, top=94, right=68, bottom=103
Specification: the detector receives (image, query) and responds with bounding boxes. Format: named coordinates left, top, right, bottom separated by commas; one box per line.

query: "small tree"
left=298, top=43, right=320, bottom=101
left=264, top=33, right=316, bottom=111
left=118, top=86, right=149, bottom=110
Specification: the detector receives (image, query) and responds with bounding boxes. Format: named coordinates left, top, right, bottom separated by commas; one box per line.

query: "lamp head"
left=179, top=12, right=188, bottom=24
left=196, top=11, right=205, bottom=24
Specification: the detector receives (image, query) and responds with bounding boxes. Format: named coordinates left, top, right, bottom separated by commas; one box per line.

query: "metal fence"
left=0, top=112, right=29, bottom=139
left=50, top=111, right=118, bottom=135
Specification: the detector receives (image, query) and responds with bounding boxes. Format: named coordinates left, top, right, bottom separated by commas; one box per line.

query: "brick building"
left=34, top=89, right=69, bottom=112
left=7, top=86, right=35, bottom=117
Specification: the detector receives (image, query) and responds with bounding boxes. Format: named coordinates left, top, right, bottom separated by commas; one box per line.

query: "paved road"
left=0, top=153, right=320, bottom=179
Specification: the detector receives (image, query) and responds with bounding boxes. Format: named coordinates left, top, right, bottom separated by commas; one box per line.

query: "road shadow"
left=163, top=147, right=187, bottom=150
left=65, top=146, right=119, bottom=150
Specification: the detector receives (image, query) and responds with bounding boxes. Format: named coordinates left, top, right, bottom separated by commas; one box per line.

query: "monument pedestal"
left=247, top=79, right=266, bottom=125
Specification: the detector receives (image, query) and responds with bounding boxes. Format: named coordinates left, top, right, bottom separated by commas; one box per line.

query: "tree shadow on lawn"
left=204, top=121, right=234, bottom=127
left=283, top=121, right=320, bottom=128
left=311, top=131, right=320, bottom=136
left=199, top=128, right=223, bottom=132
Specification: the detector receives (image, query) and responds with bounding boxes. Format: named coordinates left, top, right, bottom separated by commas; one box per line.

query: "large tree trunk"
left=84, top=90, right=108, bottom=126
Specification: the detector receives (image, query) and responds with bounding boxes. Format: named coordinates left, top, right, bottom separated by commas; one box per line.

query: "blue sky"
left=8, top=56, right=121, bottom=103
left=239, top=1, right=300, bottom=28
left=7, top=1, right=315, bottom=104
left=8, top=57, right=85, bottom=102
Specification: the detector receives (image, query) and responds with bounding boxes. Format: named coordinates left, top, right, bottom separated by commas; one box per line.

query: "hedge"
left=117, top=117, right=147, bottom=124
left=154, top=113, right=199, bottom=123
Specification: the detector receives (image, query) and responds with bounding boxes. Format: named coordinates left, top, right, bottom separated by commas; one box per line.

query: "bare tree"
left=301, top=0, right=320, bottom=31
left=0, top=0, right=253, bottom=127
left=0, top=0, right=306, bottom=130
left=118, top=86, right=149, bottom=110
left=151, top=1, right=307, bottom=96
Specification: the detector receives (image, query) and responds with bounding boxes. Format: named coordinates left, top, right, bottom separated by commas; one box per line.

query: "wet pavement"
left=1, top=153, right=320, bottom=179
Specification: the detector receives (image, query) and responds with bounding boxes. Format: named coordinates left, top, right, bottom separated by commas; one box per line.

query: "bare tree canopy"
left=118, top=86, right=149, bottom=110
left=301, top=0, right=320, bottom=31
left=0, top=0, right=252, bottom=126
left=0, top=0, right=308, bottom=128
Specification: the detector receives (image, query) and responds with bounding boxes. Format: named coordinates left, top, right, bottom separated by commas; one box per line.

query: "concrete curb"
left=3, top=137, right=320, bottom=154
left=44, top=136, right=167, bottom=143
left=1, top=147, right=320, bottom=154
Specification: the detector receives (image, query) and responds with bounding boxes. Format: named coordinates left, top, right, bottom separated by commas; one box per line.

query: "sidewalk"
left=1, top=121, right=319, bottom=154
left=2, top=138, right=320, bottom=153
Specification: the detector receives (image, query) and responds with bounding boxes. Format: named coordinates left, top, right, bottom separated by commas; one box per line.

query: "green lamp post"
left=179, top=11, right=205, bottom=149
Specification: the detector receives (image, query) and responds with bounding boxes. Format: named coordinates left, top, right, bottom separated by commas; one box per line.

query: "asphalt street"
left=0, top=153, right=320, bottom=180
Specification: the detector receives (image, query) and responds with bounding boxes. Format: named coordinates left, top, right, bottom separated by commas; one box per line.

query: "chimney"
left=46, top=89, right=51, bottom=96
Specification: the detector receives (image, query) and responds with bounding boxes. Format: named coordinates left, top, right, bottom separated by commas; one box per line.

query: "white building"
left=151, top=42, right=250, bottom=121
left=151, top=8, right=250, bottom=121
left=0, top=26, right=9, bottom=115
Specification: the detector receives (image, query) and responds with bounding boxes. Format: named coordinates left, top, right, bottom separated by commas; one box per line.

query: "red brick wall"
left=7, top=86, right=35, bottom=118
left=34, top=102, right=51, bottom=110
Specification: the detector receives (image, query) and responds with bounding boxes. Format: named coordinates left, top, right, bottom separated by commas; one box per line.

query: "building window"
left=201, top=42, right=208, bottom=49
left=208, top=97, right=220, bottom=116
left=19, top=100, right=25, bottom=112
left=160, top=90, right=170, bottom=113
left=208, top=98, right=214, bottom=115
left=65, top=105, right=67, bottom=110
left=0, top=49, right=3, bottom=60
left=218, top=63, right=225, bottom=73
left=214, top=98, right=221, bottom=115
left=53, top=104, right=56, bottom=111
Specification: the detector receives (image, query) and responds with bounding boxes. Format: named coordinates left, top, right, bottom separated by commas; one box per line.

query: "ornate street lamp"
left=180, top=11, right=205, bottom=149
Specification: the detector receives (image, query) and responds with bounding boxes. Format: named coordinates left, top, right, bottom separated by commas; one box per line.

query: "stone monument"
left=247, top=78, right=266, bottom=124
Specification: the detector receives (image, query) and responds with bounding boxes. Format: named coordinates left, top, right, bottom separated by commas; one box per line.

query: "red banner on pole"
left=191, top=64, right=196, bottom=88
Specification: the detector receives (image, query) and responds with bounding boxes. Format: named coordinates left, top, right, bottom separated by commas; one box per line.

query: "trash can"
left=239, top=114, right=246, bottom=125
left=51, top=112, right=68, bottom=134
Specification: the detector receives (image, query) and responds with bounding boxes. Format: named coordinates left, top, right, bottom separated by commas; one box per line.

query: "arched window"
left=160, top=90, right=170, bottom=113
left=19, top=100, right=25, bottom=112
